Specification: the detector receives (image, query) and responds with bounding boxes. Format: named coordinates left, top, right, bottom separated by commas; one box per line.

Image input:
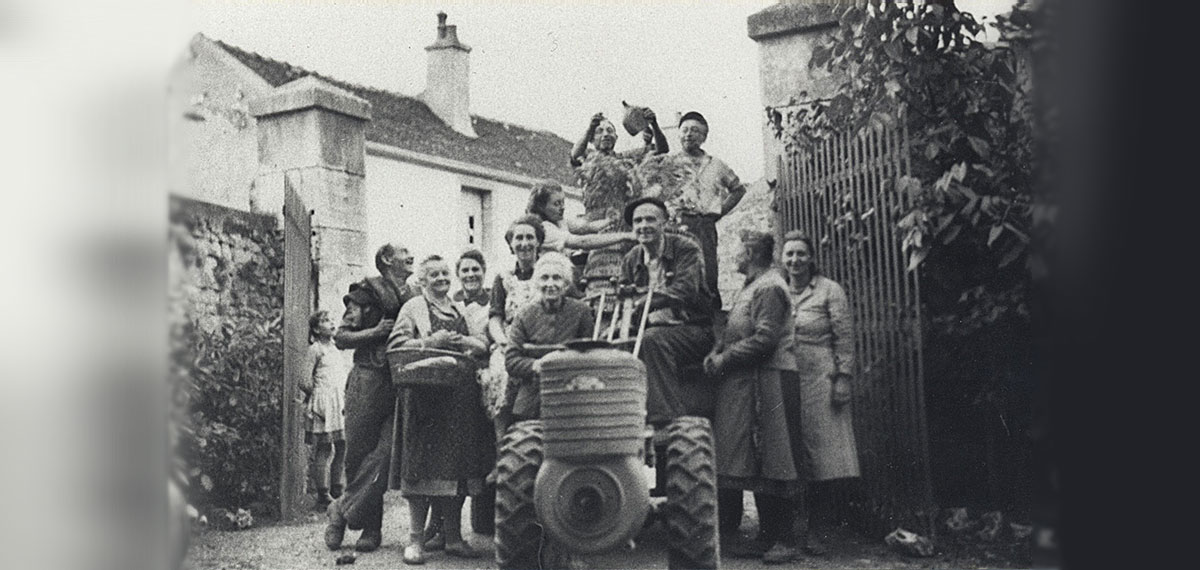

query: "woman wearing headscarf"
left=780, top=230, right=860, bottom=556
left=704, top=230, right=801, bottom=564
left=387, top=255, right=492, bottom=564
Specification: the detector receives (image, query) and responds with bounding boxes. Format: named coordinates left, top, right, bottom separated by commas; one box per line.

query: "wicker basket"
left=386, top=347, right=476, bottom=389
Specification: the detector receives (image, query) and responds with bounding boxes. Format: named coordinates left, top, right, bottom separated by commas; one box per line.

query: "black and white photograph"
left=3, top=0, right=1070, bottom=569
left=159, top=1, right=1056, bottom=569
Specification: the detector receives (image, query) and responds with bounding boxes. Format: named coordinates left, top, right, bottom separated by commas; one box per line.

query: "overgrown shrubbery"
left=768, top=0, right=1051, bottom=334
left=766, top=0, right=1053, bottom=514
left=170, top=207, right=285, bottom=518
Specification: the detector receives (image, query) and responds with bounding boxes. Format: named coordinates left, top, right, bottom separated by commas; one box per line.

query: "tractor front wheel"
left=662, top=416, right=720, bottom=570
left=495, top=420, right=545, bottom=570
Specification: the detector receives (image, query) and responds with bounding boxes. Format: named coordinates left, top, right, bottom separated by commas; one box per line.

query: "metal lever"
left=606, top=298, right=622, bottom=342
left=632, top=288, right=653, bottom=358
left=592, top=291, right=607, bottom=340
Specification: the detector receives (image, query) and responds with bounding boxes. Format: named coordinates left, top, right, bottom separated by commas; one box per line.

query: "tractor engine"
left=532, top=341, right=650, bottom=554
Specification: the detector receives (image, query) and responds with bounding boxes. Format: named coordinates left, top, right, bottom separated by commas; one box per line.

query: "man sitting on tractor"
left=619, top=196, right=717, bottom=426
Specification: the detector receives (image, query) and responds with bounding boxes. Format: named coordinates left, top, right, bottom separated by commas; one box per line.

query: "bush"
left=170, top=209, right=285, bottom=518
left=177, top=313, right=284, bottom=516
left=766, top=0, right=1052, bottom=514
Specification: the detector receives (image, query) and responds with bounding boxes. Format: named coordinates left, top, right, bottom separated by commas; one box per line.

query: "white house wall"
left=363, top=153, right=582, bottom=285
left=168, top=35, right=273, bottom=211
left=174, top=34, right=583, bottom=292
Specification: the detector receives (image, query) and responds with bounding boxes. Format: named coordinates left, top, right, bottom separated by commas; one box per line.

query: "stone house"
left=169, top=13, right=582, bottom=317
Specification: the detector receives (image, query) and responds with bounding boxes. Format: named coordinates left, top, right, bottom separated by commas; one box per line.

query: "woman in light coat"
left=781, top=230, right=860, bottom=556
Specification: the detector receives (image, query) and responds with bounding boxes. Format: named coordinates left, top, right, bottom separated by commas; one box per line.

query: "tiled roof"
left=216, top=39, right=576, bottom=186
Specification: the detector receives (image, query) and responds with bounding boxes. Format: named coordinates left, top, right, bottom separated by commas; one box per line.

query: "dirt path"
left=185, top=494, right=1031, bottom=570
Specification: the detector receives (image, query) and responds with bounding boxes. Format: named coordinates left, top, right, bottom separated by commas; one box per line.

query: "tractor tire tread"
left=663, top=416, right=720, bottom=570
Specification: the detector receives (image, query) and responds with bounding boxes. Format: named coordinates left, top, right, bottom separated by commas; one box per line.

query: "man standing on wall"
left=641, top=111, right=747, bottom=309
left=325, top=243, right=420, bottom=552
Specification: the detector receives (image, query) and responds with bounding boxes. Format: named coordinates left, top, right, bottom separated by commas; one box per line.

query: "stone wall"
left=169, top=195, right=283, bottom=333
left=170, top=195, right=292, bottom=516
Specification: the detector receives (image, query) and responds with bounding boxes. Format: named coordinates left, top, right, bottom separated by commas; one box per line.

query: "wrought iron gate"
left=774, top=121, right=934, bottom=534
left=281, top=182, right=314, bottom=521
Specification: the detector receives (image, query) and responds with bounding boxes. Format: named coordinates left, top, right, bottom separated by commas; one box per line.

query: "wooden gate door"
left=775, top=122, right=935, bottom=534
left=281, top=182, right=314, bottom=521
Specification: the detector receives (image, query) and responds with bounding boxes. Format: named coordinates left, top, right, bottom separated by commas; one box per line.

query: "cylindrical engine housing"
left=536, top=342, right=647, bottom=459
left=534, top=455, right=650, bottom=554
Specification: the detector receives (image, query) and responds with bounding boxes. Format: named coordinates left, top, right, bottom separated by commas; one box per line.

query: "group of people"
left=299, top=109, right=862, bottom=565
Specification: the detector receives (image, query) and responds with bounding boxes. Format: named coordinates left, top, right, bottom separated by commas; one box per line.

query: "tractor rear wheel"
left=495, top=420, right=545, bottom=570
left=662, top=416, right=720, bottom=570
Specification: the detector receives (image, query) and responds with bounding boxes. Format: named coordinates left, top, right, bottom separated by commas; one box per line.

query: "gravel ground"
left=185, top=493, right=1033, bottom=570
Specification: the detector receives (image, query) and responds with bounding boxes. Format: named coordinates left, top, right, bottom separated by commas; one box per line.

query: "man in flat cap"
left=325, top=242, right=420, bottom=553
left=620, top=196, right=717, bottom=428
left=639, top=111, right=746, bottom=309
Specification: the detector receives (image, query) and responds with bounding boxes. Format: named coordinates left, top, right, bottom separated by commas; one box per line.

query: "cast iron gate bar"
left=775, top=119, right=934, bottom=535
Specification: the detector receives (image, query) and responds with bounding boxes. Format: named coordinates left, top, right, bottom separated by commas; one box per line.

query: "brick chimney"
left=421, top=12, right=476, bottom=138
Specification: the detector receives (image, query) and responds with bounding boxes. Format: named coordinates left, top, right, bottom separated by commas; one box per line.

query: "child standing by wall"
left=302, top=310, right=348, bottom=508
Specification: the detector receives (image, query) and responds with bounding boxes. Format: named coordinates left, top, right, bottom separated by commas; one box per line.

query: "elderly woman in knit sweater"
left=503, top=252, right=596, bottom=421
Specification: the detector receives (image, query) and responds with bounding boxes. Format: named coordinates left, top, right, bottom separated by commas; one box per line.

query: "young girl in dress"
left=302, top=309, right=348, bottom=508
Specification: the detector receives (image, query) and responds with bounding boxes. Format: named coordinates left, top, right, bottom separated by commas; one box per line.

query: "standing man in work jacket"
left=325, top=243, right=420, bottom=553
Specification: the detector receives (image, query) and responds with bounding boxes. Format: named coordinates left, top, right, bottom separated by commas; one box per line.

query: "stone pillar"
left=748, top=0, right=848, bottom=250
left=748, top=0, right=844, bottom=185
left=249, top=76, right=371, bottom=317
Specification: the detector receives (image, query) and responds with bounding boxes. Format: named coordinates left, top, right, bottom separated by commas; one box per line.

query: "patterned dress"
left=479, top=264, right=541, bottom=419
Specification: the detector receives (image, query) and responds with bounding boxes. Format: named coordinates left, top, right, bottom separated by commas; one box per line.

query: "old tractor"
left=493, top=283, right=720, bottom=570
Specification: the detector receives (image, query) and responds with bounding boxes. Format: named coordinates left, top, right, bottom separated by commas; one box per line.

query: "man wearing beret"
left=643, top=111, right=747, bottom=309
left=620, top=197, right=717, bottom=427
left=325, top=242, right=420, bottom=552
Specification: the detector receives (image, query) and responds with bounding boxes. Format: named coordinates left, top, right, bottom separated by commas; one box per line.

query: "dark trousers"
left=755, top=493, right=797, bottom=544
left=640, top=324, right=716, bottom=425
left=678, top=212, right=722, bottom=309
left=336, top=364, right=396, bottom=531
left=719, top=488, right=744, bottom=534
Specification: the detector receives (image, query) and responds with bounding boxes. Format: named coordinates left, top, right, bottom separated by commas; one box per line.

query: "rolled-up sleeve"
left=334, top=300, right=368, bottom=349
left=720, top=162, right=742, bottom=196
left=541, top=221, right=567, bottom=252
